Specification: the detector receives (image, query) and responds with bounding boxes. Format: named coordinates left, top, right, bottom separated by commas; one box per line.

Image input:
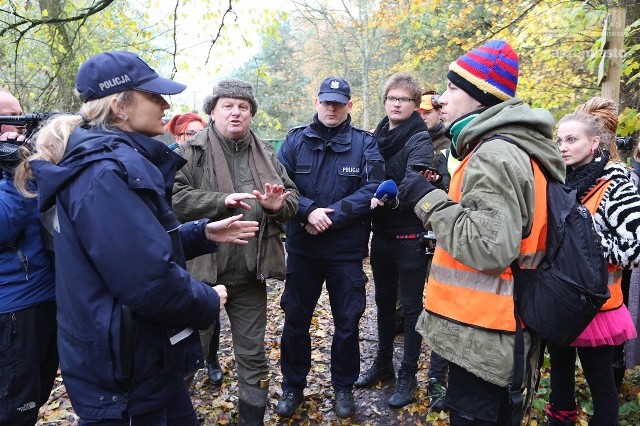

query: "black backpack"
left=510, top=157, right=610, bottom=347
left=487, top=136, right=610, bottom=425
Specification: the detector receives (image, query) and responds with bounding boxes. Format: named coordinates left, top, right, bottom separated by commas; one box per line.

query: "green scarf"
left=449, top=113, right=480, bottom=153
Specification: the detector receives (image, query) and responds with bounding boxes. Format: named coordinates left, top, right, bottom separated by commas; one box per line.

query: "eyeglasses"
left=178, top=130, right=199, bottom=138
left=385, top=96, right=415, bottom=105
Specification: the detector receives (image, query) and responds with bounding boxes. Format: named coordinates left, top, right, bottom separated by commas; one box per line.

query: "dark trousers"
left=199, top=282, right=268, bottom=387
left=280, top=252, right=367, bottom=391
left=370, top=234, right=429, bottom=373
left=547, top=344, right=619, bottom=426
left=428, top=351, right=449, bottom=381
left=0, top=301, right=58, bottom=426
left=78, top=384, right=197, bottom=426
left=206, top=319, right=220, bottom=362
left=446, top=362, right=513, bottom=425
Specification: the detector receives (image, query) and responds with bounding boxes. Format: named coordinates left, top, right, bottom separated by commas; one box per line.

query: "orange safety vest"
left=581, top=180, right=623, bottom=311
left=424, top=152, right=548, bottom=332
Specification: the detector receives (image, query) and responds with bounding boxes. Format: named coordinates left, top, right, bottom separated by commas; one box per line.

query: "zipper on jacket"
left=11, top=313, right=16, bottom=335
left=12, top=246, right=29, bottom=281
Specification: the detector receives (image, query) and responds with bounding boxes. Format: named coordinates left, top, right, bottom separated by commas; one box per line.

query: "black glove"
left=398, top=172, right=436, bottom=205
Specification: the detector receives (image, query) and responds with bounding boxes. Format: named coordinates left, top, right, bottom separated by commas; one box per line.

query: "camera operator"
left=0, top=89, right=26, bottom=134
left=0, top=89, right=58, bottom=426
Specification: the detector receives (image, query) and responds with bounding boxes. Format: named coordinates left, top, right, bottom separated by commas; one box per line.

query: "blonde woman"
left=14, top=51, right=258, bottom=425
left=548, top=97, right=640, bottom=426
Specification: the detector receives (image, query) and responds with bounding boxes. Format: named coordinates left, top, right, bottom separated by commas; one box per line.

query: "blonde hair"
left=558, top=96, right=621, bottom=162
left=14, top=91, right=134, bottom=196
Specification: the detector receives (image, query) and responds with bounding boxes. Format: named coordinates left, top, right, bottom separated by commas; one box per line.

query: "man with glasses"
left=354, top=72, right=433, bottom=409
left=275, top=76, right=384, bottom=419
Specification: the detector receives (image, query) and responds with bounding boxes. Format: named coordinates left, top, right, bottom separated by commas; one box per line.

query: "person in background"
left=0, top=89, right=57, bottom=426
left=418, top=91, right=452, bottom=192
left=415, top=89, right=451, bottom=410
left=354, top=72, right=433, bottom=410
left=275, top=76, right=384, bottom=419
left=547, top=97, right=640, bottom=426
left=165, top=111, right=224, bottom=387
left=13, top=51, right=259, bottom=426
left=172, top=78, right=298, bottom=426
left=618, top=142, right=640, bottom=378
left=165, top=112, right=206, bottom=148
left=399, top=40, right=565, bottom=424
left=418, top=91, right=449, bottom=163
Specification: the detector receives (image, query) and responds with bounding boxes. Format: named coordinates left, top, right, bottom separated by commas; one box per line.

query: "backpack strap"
left=484, top=134, right=541, bottom=425
left=580, top=179, right=610, bottom=204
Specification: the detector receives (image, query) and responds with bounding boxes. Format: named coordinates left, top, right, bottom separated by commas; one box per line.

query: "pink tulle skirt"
left=572, top=304, right=637, bottom=347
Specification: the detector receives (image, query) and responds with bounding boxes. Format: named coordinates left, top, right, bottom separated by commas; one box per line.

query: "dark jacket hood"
left=456, top=98, right=565, bottom=182
left=31, top=127, right=185, bottom=211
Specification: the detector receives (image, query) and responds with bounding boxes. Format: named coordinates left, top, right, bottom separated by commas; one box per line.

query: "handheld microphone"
left=374, top=179, right=398, bottom=202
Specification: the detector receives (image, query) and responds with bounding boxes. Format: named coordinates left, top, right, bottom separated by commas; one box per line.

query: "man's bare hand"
left=213, top=284, right=227, bottom=307
left=306, top=207, right=334, bottom=233
left=204, top=214, right=259, bottom=244
left=224, top=193, right=256, bottom=210
left=253, top=183, right=291, bottom=212
left=0, top=131, right=26, bottom=143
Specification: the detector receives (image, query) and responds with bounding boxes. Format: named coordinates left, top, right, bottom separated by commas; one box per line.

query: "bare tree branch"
left=204, top=0, right=237, bottom=66
left=0, top=0, right=116, bottom=37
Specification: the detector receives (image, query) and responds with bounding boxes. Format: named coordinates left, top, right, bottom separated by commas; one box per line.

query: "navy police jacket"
left=30, top=126, right=220, bottom=420
left=277, top=114, right=384, bottom=259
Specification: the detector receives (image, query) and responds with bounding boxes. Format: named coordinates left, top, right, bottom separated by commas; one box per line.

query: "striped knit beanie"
left=447, top=40, right=518, bottom=107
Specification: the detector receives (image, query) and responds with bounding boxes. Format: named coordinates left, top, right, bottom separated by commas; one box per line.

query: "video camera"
left=0, top=114, right=53, bottom=174
left=615, top=136, right=635, bottom=151
left=0, top=113, right=53, bottom=139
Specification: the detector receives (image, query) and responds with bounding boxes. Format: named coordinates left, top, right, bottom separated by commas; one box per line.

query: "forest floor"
left=38, top=258, right=640, bottom=425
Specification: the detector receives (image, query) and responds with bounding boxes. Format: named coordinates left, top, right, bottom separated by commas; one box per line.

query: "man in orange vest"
left=398, top=40, right=565, bottom=424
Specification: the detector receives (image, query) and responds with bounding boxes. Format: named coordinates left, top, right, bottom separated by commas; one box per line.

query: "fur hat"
left=203, top=78, right=258, bottom=116
left=447, top=40, right=519, bottom=107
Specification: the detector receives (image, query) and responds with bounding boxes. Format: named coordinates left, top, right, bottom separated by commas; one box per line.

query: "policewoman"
left=275, top=77, right=384, bottom=419
left=14, top=51, right=258, bottom=425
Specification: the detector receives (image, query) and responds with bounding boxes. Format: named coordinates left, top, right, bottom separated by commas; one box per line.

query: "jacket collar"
left=303, top=114, right=353, bottom=152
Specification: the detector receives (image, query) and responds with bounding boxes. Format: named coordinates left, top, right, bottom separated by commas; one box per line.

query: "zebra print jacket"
left=592, top=161, right=640, bottom=268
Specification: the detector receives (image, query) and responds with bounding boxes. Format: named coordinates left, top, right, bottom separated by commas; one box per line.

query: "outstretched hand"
left=253, top=183, right=291, bottom=212
left=225, top=193, right=256, bottom=210
left=204, top=214, right=259, bottom=245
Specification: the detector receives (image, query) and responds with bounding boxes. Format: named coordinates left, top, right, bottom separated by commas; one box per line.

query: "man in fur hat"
left=172, top=79, right=299, bottom=425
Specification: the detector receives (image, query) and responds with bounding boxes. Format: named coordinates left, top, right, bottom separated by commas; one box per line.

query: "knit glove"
left=398, top=173, right=436, bottom=205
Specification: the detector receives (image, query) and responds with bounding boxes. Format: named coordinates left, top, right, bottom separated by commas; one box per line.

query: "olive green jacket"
left=172, top=127, right=299, bottom=286
left=415, top=98, right=565, bottom=387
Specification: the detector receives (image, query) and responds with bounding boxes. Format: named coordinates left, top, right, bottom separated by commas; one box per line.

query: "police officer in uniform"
left=275, top=77, right=384, bottom=419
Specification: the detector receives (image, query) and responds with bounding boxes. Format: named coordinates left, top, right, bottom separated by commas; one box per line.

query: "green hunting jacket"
left=172, top=128, right=298, bottom=286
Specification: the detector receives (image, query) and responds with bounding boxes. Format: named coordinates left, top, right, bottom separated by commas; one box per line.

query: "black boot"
left=237, top=383, right=268, bottom=426
left=426, top=378, right=447, bottom=411
left=388, top=369, right=417, bottom=408
left=275, top=390, right=304, bottom=418
left=237, top=399, right=266, bottom=426
left=354, top=359, right=394, bottom=388
left=206, top=353, right=223, bottom=387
